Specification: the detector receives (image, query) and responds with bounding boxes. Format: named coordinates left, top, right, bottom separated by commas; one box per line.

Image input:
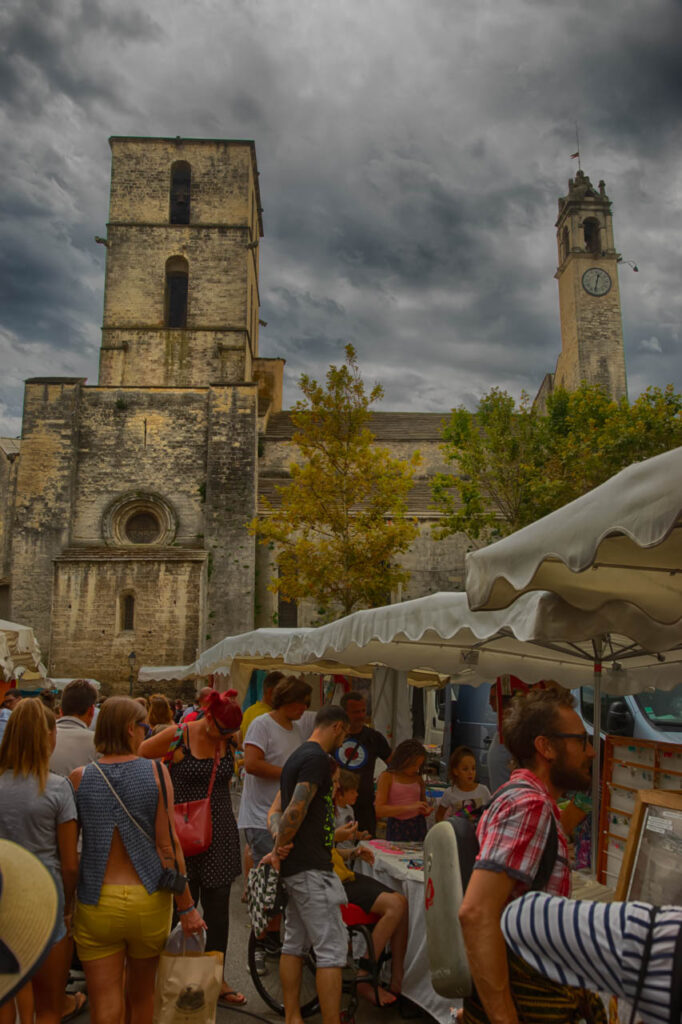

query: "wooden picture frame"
left=614, top=789, right=682, bottom=902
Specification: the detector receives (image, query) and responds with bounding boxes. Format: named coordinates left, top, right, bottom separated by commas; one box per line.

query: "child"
left=435, top=745, right=490, bottom=822
left=330, top=765, right=409, bottom=1007
left=334, top=769, right=372, bottom=847
left=374, top=739, right=430, bottom=842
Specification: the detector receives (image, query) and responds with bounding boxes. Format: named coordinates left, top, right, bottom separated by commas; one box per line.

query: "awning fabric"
left=139, top=590, right=682, bottom=697
left=465, top=446, right=682, bottom=619
left=0, top=619, right=46, bottom=681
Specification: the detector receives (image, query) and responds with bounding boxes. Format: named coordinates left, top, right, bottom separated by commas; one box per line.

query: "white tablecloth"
left=355, top=842, right=456, bottom=1023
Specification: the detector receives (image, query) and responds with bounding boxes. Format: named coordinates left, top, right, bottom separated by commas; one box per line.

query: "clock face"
left=582, top=267, right=612, bottom=296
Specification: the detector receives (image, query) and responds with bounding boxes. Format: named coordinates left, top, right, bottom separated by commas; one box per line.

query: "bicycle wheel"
left=247, top=920, right=319, bottom=1018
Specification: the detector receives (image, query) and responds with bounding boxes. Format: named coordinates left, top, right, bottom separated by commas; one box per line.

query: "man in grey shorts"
left=267, top=704, right=350, bottom=1024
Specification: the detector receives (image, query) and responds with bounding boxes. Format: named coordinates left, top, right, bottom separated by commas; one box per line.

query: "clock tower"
left=552, top=170, right=627, bottom=401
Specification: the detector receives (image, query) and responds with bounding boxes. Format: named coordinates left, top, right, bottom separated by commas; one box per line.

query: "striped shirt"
left=502, top=891, right=682, bottom=1024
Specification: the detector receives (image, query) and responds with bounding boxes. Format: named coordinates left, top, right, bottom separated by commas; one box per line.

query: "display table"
left=355, top=840, right=455, bottom=1023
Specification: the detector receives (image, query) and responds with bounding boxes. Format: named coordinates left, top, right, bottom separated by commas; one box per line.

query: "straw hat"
left=0, top=840, right=59, bottom=1006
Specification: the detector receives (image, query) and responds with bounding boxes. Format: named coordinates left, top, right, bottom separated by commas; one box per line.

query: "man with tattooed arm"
left=266, top=705, right=350, bottom=1024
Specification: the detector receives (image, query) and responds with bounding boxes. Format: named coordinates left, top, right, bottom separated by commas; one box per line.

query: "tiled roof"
left=258, top=477, right=451, bottom=516
left=264, top=411, right=448, bottom=442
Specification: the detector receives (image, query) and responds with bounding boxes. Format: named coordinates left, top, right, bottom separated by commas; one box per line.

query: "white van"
left=577, top=682, right=682, bottom=745
left=424, top=686, right=446, bottom=749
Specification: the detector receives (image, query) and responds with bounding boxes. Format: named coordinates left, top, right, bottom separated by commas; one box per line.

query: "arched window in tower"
left=165, top=256, right=188, bottom=328
left=583, top=218, right=601, bottom=255
left=170, top=161, right=191, bottom=224
left=561, top=226, right=570, bottom=263
left=121, top=592, right=135, bottom=632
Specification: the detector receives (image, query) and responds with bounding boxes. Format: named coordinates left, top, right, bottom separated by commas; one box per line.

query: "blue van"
left=441, top=682, right=498, bottom=786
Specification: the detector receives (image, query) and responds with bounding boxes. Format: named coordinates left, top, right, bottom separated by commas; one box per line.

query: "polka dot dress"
left=170, top=734, right=241, bottom=887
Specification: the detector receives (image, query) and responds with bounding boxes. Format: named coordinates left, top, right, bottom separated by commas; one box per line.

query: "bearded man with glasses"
left=458, top=687, right=603, bottom=1024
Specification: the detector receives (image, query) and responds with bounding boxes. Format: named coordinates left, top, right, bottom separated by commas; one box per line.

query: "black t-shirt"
left=279, top=741, right=335, bottom=878
left=334, top=726, right=392, bottom=833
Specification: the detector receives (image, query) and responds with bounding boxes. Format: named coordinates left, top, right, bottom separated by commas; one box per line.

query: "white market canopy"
left=139, top=590, right=682, bottom=698
left=0, top=619, right=46, bottom=682
left=465, top=445, right=682, bottom=619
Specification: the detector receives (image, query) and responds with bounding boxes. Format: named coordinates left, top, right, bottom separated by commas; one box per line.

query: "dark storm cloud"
left=1, top=0, right=681, bottom=434
left=0, top=0, right=160, bottom=116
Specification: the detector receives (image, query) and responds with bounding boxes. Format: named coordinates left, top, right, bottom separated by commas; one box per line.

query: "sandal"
left=62, top=992, right=88, bottom=1023
left=218, top=989, right=247, bottom=1007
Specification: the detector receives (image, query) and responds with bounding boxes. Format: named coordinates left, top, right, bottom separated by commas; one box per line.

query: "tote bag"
left=153, top=948, right=223, bottom=1024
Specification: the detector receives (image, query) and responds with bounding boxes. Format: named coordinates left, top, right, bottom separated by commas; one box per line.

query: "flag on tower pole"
left=570, top=151, right=580, bottom=159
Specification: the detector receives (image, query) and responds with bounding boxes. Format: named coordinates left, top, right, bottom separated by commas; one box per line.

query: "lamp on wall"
left=128, top=650, right=137, bottom=696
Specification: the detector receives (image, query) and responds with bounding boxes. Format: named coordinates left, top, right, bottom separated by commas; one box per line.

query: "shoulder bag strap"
left=629, top=905, right=658, bottom=1024
left=206, top=744, right=220, bottom=800
left=91, top=761, right=154, bottom=845
left=154, top=760, right=180, bottom=872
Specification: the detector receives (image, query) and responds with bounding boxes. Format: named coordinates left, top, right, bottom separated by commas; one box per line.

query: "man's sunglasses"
left=545, top=731, right=591, bottom=750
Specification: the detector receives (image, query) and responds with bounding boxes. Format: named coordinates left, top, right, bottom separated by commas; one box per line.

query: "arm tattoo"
left=269, top=811, right=282, bottom=840
left=276, top=781, right=318, bottom=847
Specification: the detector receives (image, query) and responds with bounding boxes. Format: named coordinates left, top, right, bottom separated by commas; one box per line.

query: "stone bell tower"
left=99, top=137, right=264, bottom=388
left=552, top=170, right=627, bottom=401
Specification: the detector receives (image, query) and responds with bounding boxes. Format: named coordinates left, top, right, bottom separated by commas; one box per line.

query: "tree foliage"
left=432, top=383, right=682, bottom=543
left=252, top=345, right=420, bottom=619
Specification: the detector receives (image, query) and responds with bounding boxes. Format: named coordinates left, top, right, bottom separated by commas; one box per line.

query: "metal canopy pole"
left=590, top=637, right=603, bottom=875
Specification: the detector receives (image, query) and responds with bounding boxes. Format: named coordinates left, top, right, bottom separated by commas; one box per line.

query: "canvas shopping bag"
left=153, top=949, right=223, bottom=1024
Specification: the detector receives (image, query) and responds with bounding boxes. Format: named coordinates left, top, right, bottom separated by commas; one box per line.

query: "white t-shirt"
left=438, top=782, right=490, bottom=817
left=237, top=714, right=303, bottom=830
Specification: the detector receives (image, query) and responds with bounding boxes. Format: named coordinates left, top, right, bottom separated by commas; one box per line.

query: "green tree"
left=252, top=345, right=420, bottom=619
left=432, top=383, right=682, bottom=543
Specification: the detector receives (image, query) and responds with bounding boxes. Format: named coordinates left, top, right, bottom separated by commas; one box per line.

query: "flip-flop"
left=62, top=992, right=88, bottom=1023
left=218, top=990, right=247, bottom=1007
left=356, top=979, right=398, bottom=1008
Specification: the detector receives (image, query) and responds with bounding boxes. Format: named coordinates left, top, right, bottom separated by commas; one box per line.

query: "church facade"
left=0, top=139, right=627, bottom=689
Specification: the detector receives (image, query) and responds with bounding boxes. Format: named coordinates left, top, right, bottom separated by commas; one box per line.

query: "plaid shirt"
left=475, top=768, right=570, bottom=899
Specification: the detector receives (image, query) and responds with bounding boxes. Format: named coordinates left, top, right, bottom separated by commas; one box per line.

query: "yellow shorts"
left=74, top=885, right=173, bottom=961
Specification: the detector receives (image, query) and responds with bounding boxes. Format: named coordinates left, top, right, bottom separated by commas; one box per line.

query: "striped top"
left=502, top=891, right=682, bottom=1024
left=76, top=759, right=164, bottom=905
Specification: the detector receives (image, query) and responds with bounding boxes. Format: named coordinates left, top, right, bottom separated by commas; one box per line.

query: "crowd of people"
left=0, top=677, right=680, bottom=1024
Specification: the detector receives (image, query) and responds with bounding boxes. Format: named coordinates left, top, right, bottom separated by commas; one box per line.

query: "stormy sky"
left=1, top=0, right=681, bottom=434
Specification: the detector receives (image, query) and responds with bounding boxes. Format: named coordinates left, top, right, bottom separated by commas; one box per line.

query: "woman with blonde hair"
left=70, top=696, right=205, bottom=1024
left=0, top=699, right=80, bottom=1024
left=139, top=689, right=246, bottom=1006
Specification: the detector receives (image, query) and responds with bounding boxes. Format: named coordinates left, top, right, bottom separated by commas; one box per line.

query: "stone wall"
left=204, top=385, right=258, bottom=644
left=50, top=549, right=206, bottom=689
left=0, top=446, right=19, bottom=586
left=71, top=387, right=208, bottom=547
left=10, top=379, right=84, bottom=651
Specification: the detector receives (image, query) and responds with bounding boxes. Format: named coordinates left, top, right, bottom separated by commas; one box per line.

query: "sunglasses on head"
left=211, top=718, right=236, bottom=736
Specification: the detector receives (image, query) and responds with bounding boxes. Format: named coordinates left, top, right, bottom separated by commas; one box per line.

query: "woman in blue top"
left=0, top=699, right=78, bottom=1024
left=70, top=697, right=204, bottom=1024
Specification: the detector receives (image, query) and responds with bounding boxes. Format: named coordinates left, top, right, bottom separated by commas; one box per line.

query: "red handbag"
left=174, top=741, right=220, bottom=858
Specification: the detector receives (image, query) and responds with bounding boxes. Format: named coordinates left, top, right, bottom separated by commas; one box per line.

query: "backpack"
left=447, top=781, right=558, bottom=893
